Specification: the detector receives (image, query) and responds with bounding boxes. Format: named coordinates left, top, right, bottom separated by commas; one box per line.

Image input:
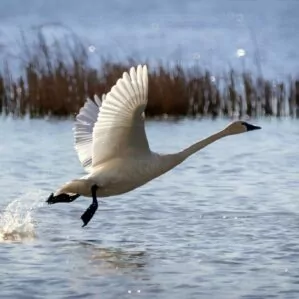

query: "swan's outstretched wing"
left=73, top=95, right=103, bottom=172
left=92, top=65, right=150, bottom=167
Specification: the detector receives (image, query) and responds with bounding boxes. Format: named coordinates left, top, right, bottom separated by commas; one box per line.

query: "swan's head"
left=224, top=121, right=261, bottom=135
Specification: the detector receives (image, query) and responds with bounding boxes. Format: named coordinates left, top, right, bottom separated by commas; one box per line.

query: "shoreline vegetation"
left=0, top=33, right=298, bottom=119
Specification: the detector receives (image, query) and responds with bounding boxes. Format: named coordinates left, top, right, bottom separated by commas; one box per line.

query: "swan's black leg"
left=47, top=193, right=80, bottom=204
left=80, top=184, right=99, bottom=227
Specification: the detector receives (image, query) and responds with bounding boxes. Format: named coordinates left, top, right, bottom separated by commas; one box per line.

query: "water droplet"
left=0, top=198, right=36, bottom=242
left=128, top=290, right=132, bottom=294
left=151, top=23, right=159, bottom=30
left=17, top=87, right=22, bottom=95
left=193, top=52, right=201, bottom=60
left=88, top=45, right=96, bottom=53
left=236, top=14, right=244, bottom=23
left=137, top=290, right=141, bottom=293
left=236, top=48, right=246, bottom=57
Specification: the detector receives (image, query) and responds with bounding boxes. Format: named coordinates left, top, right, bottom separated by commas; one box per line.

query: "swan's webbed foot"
left=81, top=184, right=99, bottom=227
left=47, top=193, right=80, bottom=204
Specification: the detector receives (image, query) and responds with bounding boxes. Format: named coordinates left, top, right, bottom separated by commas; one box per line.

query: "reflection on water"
left=71, top=240, right=147, bottom=277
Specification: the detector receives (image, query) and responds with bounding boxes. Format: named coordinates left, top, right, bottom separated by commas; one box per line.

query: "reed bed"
left=0, top=33, right=298, bottom=118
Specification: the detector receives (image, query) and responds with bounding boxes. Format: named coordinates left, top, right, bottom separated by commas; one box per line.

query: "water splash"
left=0, top=195, right=43, bottom=242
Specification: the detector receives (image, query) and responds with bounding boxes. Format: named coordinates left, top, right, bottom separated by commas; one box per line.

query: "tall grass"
left=0, top=32, right=298, bottom=118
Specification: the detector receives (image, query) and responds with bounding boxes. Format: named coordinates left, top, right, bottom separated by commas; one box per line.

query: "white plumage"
left=47, top=64, right=261, bottom=227
left=73, top=94, right=102, bottom=172
left=92, top=65, right=150, bottom=167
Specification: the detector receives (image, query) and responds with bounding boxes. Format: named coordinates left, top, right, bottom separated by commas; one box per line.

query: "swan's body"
left=47, top=64, right=261, bottom=226
left=63, top=153, right=178, bottom=197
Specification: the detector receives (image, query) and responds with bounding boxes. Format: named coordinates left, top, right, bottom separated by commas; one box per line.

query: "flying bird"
left=47, top=65, right=261, bottom=227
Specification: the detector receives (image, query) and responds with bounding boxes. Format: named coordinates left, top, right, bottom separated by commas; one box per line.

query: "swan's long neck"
left=178, top=130, right=227, bottom=161
left=159, top=129, right=228, bottom=173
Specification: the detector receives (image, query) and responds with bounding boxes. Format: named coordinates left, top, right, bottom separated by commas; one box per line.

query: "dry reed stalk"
left=0, top=32, right=297, bottom=119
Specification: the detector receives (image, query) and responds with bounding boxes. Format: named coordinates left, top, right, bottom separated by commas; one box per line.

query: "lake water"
left=0, top=0, right=299, bottom=78
left=0, top=117, right=299, bottom=298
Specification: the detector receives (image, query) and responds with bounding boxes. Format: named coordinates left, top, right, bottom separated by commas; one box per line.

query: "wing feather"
left=91, top=65, right=150, bottom=167
left=73, top=95, right=103, bottom=172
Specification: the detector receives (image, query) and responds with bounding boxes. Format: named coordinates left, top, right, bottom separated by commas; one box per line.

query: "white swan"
left=47, top=64, right=261, bottom=226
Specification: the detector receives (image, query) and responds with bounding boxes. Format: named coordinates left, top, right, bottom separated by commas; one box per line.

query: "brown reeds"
left=0, top=32, right=298, bottom=118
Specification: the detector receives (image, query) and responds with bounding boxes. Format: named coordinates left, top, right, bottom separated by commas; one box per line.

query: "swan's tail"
left=54, top=179, right=93, bottom=197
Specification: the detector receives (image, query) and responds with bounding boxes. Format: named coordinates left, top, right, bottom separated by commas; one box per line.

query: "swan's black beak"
left=242, top=122, right=261, bottom=131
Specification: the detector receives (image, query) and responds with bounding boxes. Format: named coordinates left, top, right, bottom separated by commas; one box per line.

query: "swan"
left=47, top=64, right=261, bottom=227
